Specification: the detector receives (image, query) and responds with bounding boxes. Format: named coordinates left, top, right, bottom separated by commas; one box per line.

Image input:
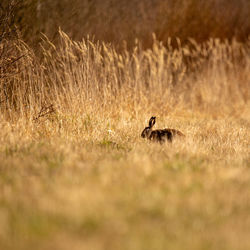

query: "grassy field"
left=0, top=30, right=250, bottom=250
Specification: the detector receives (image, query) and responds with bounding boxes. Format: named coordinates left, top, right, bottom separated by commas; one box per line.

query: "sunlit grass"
left=0, top=112, right=249, bottom=250
left=0, top=32, right=249, bottom=250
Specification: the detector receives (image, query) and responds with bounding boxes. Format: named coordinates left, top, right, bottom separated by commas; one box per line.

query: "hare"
left=141, top=116, right=185, bottom=143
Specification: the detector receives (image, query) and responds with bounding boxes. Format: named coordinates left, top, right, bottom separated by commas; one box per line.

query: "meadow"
left=0, top=1, right=250, bottom=249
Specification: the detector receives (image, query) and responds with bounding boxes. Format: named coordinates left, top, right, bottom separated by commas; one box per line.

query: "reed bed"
left=1, top=31, right=249, bottom=119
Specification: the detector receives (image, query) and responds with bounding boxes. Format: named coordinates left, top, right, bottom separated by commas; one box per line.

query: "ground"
left=0, top=111, right=249, bottom=250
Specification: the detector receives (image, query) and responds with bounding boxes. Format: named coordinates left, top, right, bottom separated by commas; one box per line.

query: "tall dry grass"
left=0, top=29, right=250, bottom=250
left=1, top=30, right=249, bottom=121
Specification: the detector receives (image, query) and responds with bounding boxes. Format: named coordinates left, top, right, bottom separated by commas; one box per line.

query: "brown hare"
left=141, top=116, right=185, bottom=143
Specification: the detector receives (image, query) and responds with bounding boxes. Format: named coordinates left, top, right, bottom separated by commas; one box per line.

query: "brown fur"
left=141, top=117, right=185, bottom=143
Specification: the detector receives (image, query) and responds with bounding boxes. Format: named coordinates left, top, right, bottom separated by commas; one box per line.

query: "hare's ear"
left=149, top=116, right=156, bottom=127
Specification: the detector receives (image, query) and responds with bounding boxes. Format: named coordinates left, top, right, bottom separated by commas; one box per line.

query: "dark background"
left=1, top=0, right=250, bottom=50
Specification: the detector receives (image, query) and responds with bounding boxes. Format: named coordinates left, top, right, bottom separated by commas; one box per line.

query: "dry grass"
left=0, top=31, right=250, bottom=250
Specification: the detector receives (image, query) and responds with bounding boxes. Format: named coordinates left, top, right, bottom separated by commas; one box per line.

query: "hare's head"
left=141, top=116, right=156, bottom=139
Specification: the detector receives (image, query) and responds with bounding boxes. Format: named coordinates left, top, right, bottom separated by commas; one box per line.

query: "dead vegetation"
left=0, top=1, right=250, bottom=250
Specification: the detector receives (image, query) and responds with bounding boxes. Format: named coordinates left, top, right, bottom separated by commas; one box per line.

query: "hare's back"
left=159, top=128, right=185, bottom=142
left=150, top=129, right=173, bottom=142
left=165, top=129, right=185, bottom=137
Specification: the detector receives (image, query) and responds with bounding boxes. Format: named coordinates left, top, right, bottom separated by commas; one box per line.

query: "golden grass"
left=0, top=31, right=250, bottom=250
